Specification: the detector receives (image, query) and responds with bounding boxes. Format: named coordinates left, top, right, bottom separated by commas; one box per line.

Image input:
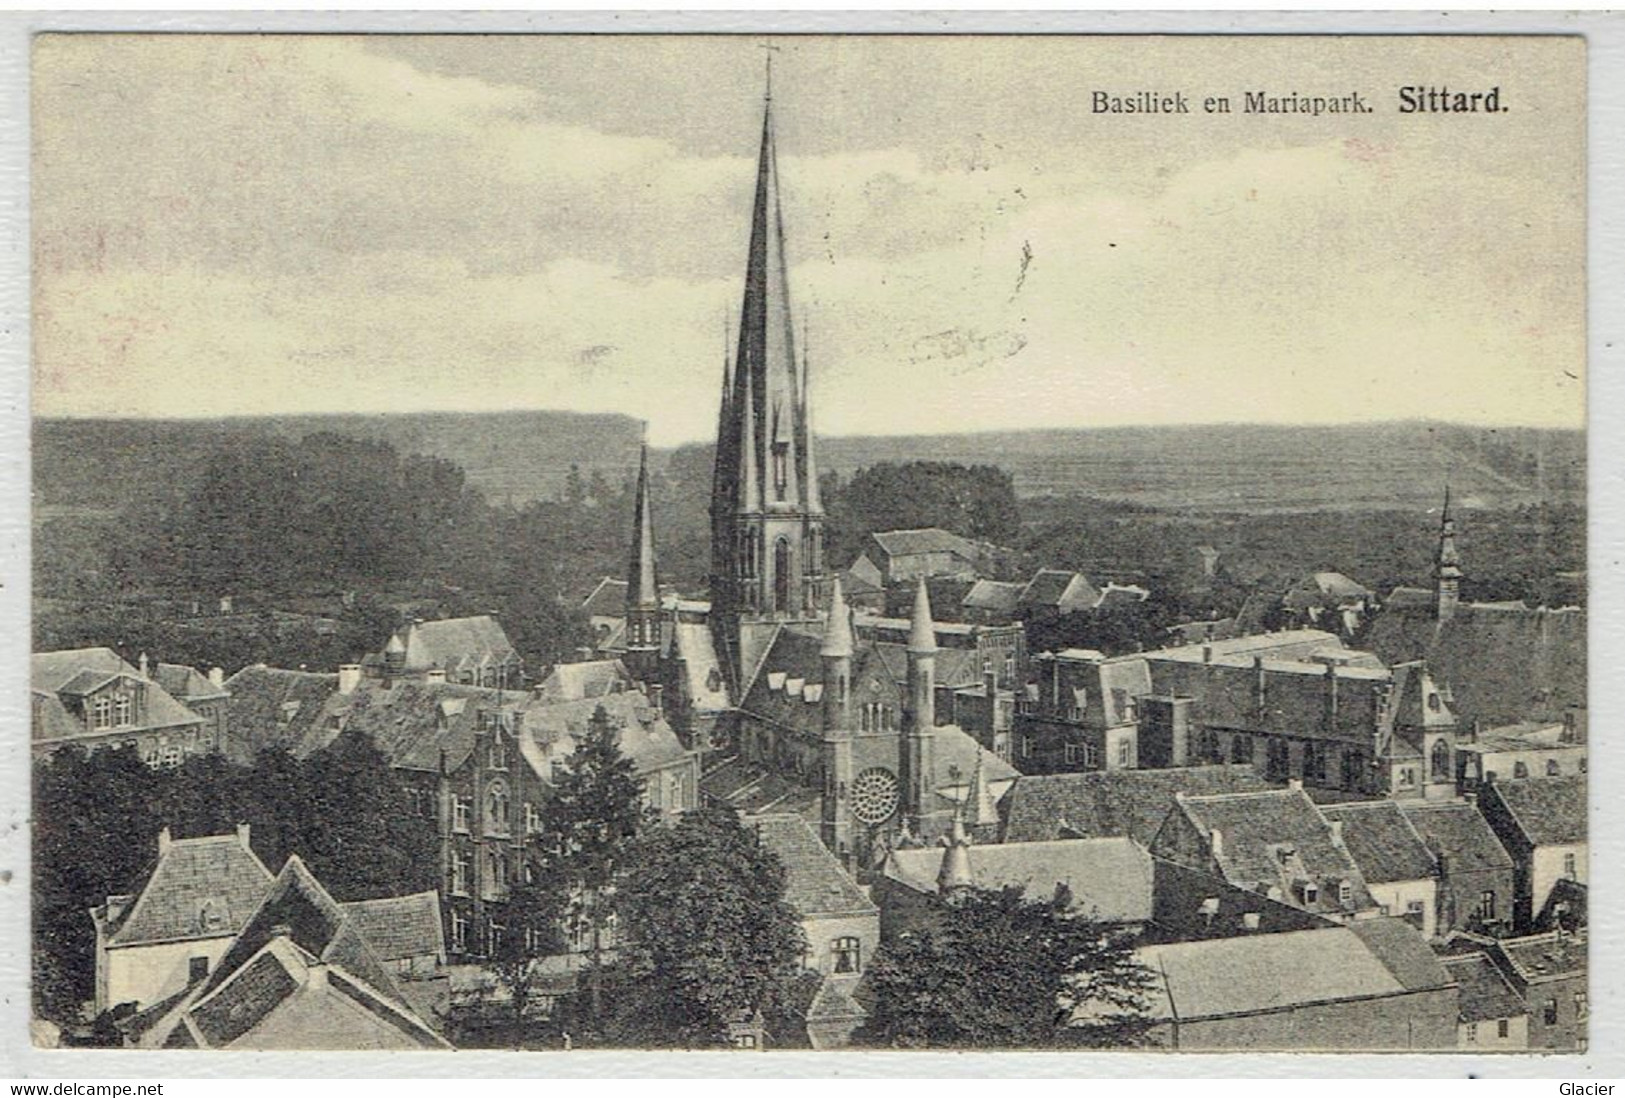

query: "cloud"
left=909, top=328, right=1028, bottom=374
left=32, top=35, right=1585, bottom=443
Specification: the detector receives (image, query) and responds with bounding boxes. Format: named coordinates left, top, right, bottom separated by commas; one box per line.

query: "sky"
left=32, top=35, right=1585, bottom=445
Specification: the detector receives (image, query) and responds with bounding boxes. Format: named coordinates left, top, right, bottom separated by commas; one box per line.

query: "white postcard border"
left=1, top=9, right=1619, bottom=1081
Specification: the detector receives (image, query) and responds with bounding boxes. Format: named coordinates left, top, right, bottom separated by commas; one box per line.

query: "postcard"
left=21, top=28, right=1589, bottom=1061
